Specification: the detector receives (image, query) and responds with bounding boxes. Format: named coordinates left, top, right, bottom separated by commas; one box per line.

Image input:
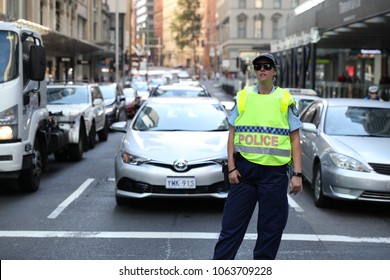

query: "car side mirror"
left=302, top=122, right=317, bottom=133
left=110, top=121, right=127, bottom=133
left=93, top=98, right=103, bottom=106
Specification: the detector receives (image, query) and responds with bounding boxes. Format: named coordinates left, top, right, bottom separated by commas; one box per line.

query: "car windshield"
left=151, top=88, right=209, bottom=97
left=123, top=88, right=136, bottom=98
left=47, top=87, right=89, bottom=104
left=132, top=102, right=229, bottom=131
left=325, top=106, right=390, bottom=137
left=100, top=85, right=116, bottom=99
left=132, top=82, right=148, bottom=92
left=0, top=30, right=18, bottom=83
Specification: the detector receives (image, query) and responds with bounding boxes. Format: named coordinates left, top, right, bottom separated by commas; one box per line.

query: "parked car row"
left=109, top=80, right=390, bottom=209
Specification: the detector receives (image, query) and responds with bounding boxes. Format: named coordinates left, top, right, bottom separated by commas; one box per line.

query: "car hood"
left=124, top=130, right=228, bottom=162
left=46, top=104, right=90, bottom=115
left=329, top=135, right=390, bottom=164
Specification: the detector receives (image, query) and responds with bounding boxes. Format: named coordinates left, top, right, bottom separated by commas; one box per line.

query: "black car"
left=99, top=83, right=128, bottom=125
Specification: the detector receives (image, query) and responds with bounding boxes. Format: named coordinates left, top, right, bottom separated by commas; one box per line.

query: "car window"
left=100, top=85, right=116, bottom=99
left=91, top=86, right=103, bottom=101
left=325, top=106, right=390, bottom=137
left=47, top=87, right=89, bottom=104
left=151, top=88, right=208, bottom=97
left=133, top=103, right=229, bottom=131
left=300, top=101, right=322, bottom=127
left=124, top=88, right=136, bottom=98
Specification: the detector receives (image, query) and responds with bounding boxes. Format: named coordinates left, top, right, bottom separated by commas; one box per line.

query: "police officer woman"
left=213, top=53, right=303, bottom=260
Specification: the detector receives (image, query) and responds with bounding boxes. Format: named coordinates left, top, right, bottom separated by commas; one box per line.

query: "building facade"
left=272, top=0, right=390, bottom=100
left=0, top=0, right=133, bottom=82
left=215, top=0, right=306, bottom=78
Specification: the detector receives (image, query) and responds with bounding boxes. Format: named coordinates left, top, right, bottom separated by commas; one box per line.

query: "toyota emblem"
left=173, top=159, right=188, bottom=171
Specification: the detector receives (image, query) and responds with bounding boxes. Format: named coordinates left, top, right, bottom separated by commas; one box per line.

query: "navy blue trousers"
left=213, top=155, right=289, bottom=260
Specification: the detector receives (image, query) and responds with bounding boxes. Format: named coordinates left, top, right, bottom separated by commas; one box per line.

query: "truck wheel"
left=18, top=136, right=42, bottom=192
left=69, top=125, right=85, bottom=161
left=98, top=118, right=109, bottom=141
left=54, top=150, right=68, bottom=161
left=88, top=122, right=96, bottom=149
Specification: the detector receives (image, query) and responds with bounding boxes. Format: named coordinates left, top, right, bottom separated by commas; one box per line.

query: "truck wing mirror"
left=29, top=45, right=46, bottom=81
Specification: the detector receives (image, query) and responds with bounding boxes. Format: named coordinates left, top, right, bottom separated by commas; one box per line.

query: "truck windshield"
left=0, top=31, right=18, bottom=83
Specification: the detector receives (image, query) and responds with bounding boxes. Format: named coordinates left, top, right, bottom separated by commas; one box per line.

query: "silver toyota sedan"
left=300, top=98, right=390, bottom=207
left=111, top=97, right=230, bottom=205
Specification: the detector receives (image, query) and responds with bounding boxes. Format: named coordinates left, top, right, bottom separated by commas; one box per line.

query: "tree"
left=170, top=0, right=202, bottom=71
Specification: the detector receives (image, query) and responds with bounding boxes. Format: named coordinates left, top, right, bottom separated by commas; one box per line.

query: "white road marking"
left=47, top=178, right=95, bottom=219
left=288, top=195, right=304, bottom=212
left=0, top=230, right=389, bottom=244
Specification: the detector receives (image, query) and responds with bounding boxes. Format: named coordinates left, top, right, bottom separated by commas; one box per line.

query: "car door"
left=91, top=86, right=106, bottom=131
left=300, top=102, right=322, bottom=182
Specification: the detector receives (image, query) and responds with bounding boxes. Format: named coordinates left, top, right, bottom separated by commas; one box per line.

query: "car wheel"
left=18, top=135, right=42, bottom=192
left=89, top=122, right=96, bottom=149
left=69, top=124, right=86, bottom=161
left=98, top=118, right=109, bottom=141
left=313, top=165, right=331, bottom=208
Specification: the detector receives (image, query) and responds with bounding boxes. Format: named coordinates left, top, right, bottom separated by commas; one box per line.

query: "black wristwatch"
left=292, top=172, right=303, bottom=178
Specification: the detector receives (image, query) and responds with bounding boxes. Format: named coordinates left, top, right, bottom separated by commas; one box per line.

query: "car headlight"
left=329, top=152, right=370, bottom=172
left=0, top=105, right=18, bottom=140
left=121, top=152, right=150, bottom=165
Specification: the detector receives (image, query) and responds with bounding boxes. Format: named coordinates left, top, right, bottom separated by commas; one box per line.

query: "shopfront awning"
left=271, top=0, right=390, bottom=52
left=16, top=19, right=114, bottom=58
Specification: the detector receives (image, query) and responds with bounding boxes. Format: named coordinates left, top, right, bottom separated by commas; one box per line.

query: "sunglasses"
left=253, top=63, right=273, bottom=71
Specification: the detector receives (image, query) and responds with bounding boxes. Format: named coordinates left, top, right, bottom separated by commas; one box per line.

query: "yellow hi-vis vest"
left=234, top=85, right=295, bottom=166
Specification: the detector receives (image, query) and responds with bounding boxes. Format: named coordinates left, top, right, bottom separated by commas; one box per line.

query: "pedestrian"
left=213, top=53, right=303, bottom=260
left=364, top=85, right=383, bottom=100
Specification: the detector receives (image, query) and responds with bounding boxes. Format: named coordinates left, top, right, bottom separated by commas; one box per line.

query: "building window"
left=237, top=14, right=247, bottom=39
left=239, top=0, right=246, bottom=8
left=255, top=0, right=263, bottom=8
left=55, top=1, right=61, bottom=32
left=254, top=14, right=264, bottom=38
left=272, top=14, right=282, bottom=39
left=78, top=16, right=86, bottom=40
left=274, top=0, right=281, bottom=9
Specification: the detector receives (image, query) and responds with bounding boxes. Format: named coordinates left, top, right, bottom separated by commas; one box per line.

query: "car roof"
left=47, top=82, right=98, bottom=88
left=316, top=98, right=390, bottom=108
left=293, top=94, right=321, bottom=100
left=154, top=84, right=205, bottom=90
left=285, top=88, right=318, bottom=96
left=143, top=96, right=221, bottom=105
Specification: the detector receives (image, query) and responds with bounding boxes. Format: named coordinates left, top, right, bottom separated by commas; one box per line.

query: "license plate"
left=166, top=177, right=196, bottom=189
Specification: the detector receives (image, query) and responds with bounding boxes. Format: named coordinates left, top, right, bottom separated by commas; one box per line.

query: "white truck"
left=0, top=21, right=71, bottom=192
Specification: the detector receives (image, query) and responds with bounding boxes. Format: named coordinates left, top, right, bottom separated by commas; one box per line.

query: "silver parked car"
left=300, top=98, right=390, bottom=207
left=112, top=97, right=230, bottom=205
left=285, top=88, right=321, bottom=114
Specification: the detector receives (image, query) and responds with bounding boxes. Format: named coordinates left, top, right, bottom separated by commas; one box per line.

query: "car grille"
left=117, top=178, right=229, bottom=194
left=148, top=162, right=214, bottom=172
left=368, top=163, right=390, bottom=176
left=360, top=191, right=390, bottom=201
